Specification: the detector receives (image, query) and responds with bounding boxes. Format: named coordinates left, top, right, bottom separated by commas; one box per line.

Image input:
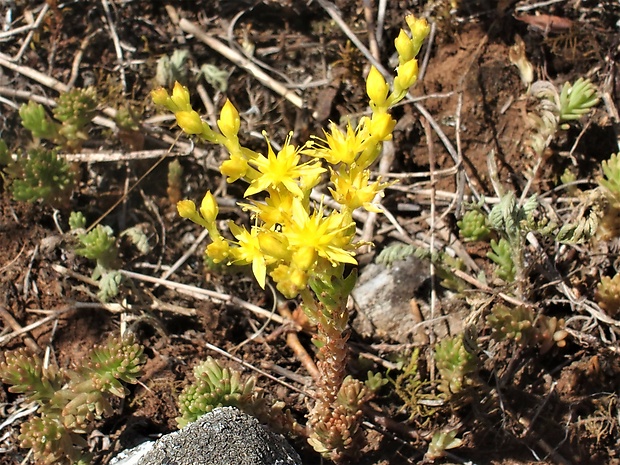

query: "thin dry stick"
left=375, top=0, right=388, bottom=46
left=226, top=9, right=295, bottom=87
left=362, top=0, right=380, bottom=60
left=0, top=305, right=42, bottom=353
left=11, top=4, right=50, bottom=62
left=203, top=340, right=311, bottom=397
left=278, top=302, right=321, bottom=381
left=68, top=31, right=99, bottom=89
left=0, top=4, right=49, bottom=40
left=118, top=269, right=288, bottom=324
left=155, top=229, right=210, bottom=287
left=177, top=18, right=303, bottom=109
left=100, top=0, right=127, bottom=92
left=60, top=148, right=179, bottom=163
left=423, top=117, right=438, bottom=381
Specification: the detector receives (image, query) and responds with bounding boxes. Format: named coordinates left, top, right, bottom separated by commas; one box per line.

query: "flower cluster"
left=152, top=16, right=430, bottom=303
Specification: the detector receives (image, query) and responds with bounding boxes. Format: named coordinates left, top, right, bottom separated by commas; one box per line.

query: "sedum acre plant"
left=20, top=87, right=98, bottom=152
left=152, top=15, right=429, bottom=461
left=5, top=147, right=75, bottom=208
left=0, top=334, right=144, bottom=465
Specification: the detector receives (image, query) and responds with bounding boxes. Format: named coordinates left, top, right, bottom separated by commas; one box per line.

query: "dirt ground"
left=1, top=1, right=620, bottom=464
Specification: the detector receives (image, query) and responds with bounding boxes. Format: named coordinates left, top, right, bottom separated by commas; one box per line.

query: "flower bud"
left=206, top=237, right=230, bottom=263
left=405, top=15, right=430, bottom=56
left=151, top=88, right=171, bottom=108
left=368, top=113, right=396, bottom=141
left=217, top=100, right=240, bottom=138
left=366, top=66, right=389, bottom=107
left=176, top=110, right=204, bottom=134
left=199, top=191, right=218, bottom=224
left=394, top=30, right=414, bottom=63
left=258, top=232, right=290, bottom=260
left=177, top=199, right=197, bottom=219
left=394, top=59, right=419, bottom=93
left=170, top=82, right=192, bottom=112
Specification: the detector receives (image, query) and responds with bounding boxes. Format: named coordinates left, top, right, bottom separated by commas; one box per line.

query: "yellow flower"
left=283, top=198, right=357, bottom=270
left=217, top=100, right=240, bottom=139
left=330, top=168, right=386, bottom=212
left=221, top=153, right=251, bottom=183
left=245, top=135, right=325, bottom=198
left=151, top=87, right=171, bottom=108
left=366, top=66, right=389, bottom=107
left=177, top=195, right=220, bottom=236
left=177, top=199, right=210, bottom=228
left=258, top=230, right=290, bottom=261
left=176, top=110, right=204, bottom=135
left=241, top=190, right=294, bottom=228
left=405, top=15, right=430, bottom=56
left=310, top=122, right=365, bottom=166
left=229, top=223, right=269, bottom=288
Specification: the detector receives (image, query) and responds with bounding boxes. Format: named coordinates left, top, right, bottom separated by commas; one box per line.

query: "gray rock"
left=110, top=407, right=302, bottom=465
left=351, top=255, right=466, bottom=343
left=352, top=255, right=430, bottom=343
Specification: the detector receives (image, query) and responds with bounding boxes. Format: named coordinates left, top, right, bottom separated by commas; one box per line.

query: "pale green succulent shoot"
left=458, top=208, right=491, bottom=241
left=434, top=335, right=477, bottom=396
left=176, top=356, right=260, bottom=428
left=558, top=77, right=600, bottom=125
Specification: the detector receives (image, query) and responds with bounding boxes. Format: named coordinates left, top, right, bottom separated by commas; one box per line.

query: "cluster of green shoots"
left=0, top=87, right=98, bottom=208
left=152, top=15, right=430, bottom=461
left=0, top=334, right=145, bottom=465
left=20, top=88, right=98, bottom=151
left=0, top=140, right=75, bottom=208
left=69, top=211, right=151, bottom=302
left=527, top=77, right=599, bottom=157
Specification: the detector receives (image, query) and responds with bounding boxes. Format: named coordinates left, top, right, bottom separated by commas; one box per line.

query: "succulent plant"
left=0, top=334, right=144, bottom=465
left=599, top=153, right=620, bottom=206
left=434, top=335, right=477, bottom=396
left=74, top=224, right=119, bottom=270
left=8, top=147, right=75, bottom=207
left=596, top=273, right=620, bottom=317
left=487, top=238, right=516, bottom=282
left=558, top=78, right=600, bottom=123
left=53, top=87, right=98, bottom=148
left=19, top=101, right=61, bottom=141
left=458, top=209, right=491, bottom=242
left=176, top=356, right=260, bottom=428
left=487, top=304, right=567, bottom=352
left=487, top=304, right=537, bottom=346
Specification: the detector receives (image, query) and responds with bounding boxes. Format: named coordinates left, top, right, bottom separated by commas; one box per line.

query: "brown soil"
left=1, top=1, right=620, bottom=464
